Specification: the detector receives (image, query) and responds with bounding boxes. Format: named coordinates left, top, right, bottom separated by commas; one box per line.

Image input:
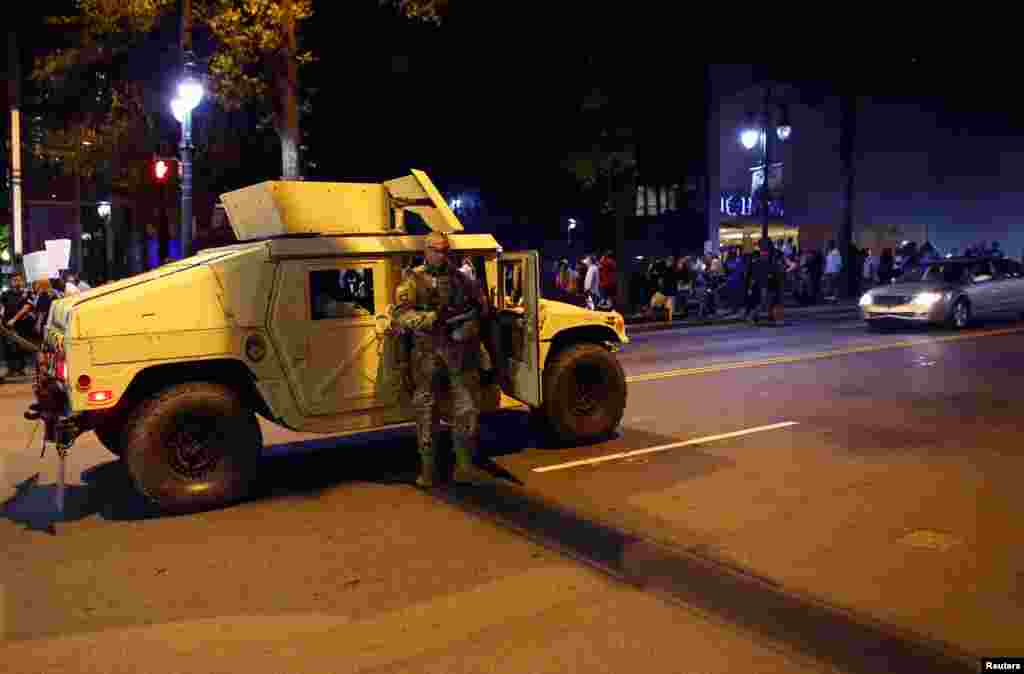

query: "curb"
left=626, top=305, right=861, bottom=335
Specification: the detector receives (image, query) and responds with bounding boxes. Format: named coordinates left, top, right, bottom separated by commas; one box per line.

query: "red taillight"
left=56, top=358, right=67, bottom=381
left=87, top=390, right=113, bottom=404
left=76, top=374, right=91, bottom=391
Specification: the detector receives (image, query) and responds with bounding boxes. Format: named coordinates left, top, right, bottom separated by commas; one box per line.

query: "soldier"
left=394, top=231, right=493, bottom=487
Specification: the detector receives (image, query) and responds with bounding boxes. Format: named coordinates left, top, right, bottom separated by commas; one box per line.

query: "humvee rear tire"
left=94, top=423, right=124, bottom=457
left=539, top=342, right=627, bottom=446
left=123, top=382, right=263, bottom=514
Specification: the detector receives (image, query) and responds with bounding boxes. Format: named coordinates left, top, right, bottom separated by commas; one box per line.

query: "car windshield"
left=912, top=262, right=968, bottom=284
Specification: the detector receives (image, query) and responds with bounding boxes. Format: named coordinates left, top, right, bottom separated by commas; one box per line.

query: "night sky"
left=10, top=5, right=1024, bottom=222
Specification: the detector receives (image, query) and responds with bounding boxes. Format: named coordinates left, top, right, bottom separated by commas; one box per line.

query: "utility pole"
left=179, top=0, right=195, bottom=258
left=8, top=31, right=23, bottom=257
left=838, top=93, right=857, bottom=297
left=759, top=85, right=774, bottom=243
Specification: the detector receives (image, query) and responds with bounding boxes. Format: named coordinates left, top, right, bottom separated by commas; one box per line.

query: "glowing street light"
left=170, top=59, right=204, bottom=259
left=740, top=128, right=760, bottom=150
left=739, top=90, right=792, bottom=242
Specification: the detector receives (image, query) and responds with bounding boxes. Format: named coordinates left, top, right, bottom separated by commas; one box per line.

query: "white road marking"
left=532, top=421, right=799, bottom=473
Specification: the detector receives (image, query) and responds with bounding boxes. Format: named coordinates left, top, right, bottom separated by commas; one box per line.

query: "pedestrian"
left=393, top=231, right=492, bottom=488
left=645, top=257, right=665, bottom=308
left=583, top=255, right=600, bottom=309
left=2, top=274, right=33, bottom=377
left=674, top=256, right=692, bottom=319
left=659, top=256, right=678, bottom=322
left=598, top=251, right=617, bottom=309
left=727, top=251, right=748, bottom=314
left=824, top=241, right=842, bottom=301
left=574, top=258, right=587, bottom=297
left=878, top=248, right=895, bottom=284
left=63, top=271, right=81, bottom=294
left=34, top=279, right=60, bottom=338
left=862, top=247, right=879, bottom=288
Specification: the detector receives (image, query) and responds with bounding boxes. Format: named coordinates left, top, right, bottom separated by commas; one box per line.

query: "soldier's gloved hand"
left=419, top=311, right=438, bottom=330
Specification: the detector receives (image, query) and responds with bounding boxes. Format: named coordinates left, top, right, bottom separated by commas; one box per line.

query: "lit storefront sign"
left=721, top=193, right=754, bottom=216
left=720, top=192, right=784, bottom=217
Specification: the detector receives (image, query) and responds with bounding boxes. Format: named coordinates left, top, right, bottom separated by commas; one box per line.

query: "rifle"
left=444, top=307, right=479, bottom=327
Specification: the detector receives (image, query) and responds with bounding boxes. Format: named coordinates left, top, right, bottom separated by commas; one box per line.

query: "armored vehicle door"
left=496, top=251, right=541, bottom=406
left=269, top=259, right=388, bottom=416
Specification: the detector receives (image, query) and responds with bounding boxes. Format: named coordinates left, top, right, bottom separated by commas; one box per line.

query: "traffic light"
left=151, top=157, right=176, bottom=182
left=153, top=159, right=170, bottom=182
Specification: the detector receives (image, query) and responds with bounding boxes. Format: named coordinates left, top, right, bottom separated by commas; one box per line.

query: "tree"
left=560, top=63, right=638, bottom=312
left=35, top=0, right=316, bottom=180
left=26, top=58, right=151, bottom=273
left=382, top=0, right=449, bottom=23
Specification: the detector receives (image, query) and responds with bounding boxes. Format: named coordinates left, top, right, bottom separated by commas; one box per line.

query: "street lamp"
left=739, top=90, right=792, bottom=243
left=568, top=218, right=577, bottom=247
left=171, top=56, right=203, bottom=259
left=740, top=129, right=760, bottom=151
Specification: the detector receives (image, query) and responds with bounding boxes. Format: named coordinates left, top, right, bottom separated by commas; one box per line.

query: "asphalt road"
left=3, top=312, right=1023, bottom=673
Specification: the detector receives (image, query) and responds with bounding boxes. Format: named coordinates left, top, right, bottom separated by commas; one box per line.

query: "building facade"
left=709, top=64, right=1024, bottom=260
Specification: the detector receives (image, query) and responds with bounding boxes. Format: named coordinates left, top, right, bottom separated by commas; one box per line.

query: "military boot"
left=451, top=442, right=493, bottom=486
left=416, top=448, right=439, bottom=488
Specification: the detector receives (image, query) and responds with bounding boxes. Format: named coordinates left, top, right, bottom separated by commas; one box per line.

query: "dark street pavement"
left=3, top=312, right=1023, bottom=672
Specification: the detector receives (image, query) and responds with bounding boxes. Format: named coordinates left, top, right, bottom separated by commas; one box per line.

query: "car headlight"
left=912, top=292, right=943, bottom=306
left=859, top=293, right=873, bottom=307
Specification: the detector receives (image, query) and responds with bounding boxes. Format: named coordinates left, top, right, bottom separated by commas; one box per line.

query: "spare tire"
left=123, top=382, right=263, bottom=513
left=539, top=342, right=627, bottom=446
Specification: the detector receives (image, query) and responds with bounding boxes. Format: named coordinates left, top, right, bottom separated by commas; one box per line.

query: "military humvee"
left=29, top=170, right=628, bottom=512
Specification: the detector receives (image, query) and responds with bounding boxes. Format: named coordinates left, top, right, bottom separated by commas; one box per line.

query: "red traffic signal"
left=152, top=158, right=176, bottom=182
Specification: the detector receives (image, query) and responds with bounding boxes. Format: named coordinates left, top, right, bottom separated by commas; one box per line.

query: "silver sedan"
left=860, top=257, right=1024, bottom=330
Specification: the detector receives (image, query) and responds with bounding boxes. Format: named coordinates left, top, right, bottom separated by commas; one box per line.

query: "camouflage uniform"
left=394, top=236, right=492, bottom=487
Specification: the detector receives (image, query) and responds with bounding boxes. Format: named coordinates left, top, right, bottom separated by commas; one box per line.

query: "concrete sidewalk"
left=625, top=299, right=860, bottom=334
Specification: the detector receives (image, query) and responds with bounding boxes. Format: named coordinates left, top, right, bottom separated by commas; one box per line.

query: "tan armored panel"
left=383, top=169, right=464, bottom=233
left=221, top=181, right=392, bottom=239
left=221, top=170, right=464, bottom=241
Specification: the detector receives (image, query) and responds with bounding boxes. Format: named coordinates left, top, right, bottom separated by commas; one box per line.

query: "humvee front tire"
left=538, top=342, right=627, bottom=446
left=123, top=382, right=263, bottom=514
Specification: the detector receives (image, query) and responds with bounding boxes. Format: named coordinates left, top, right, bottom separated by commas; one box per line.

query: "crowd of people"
left=551, top=251, right=619, bottom=310
left=550, top=236, right=1016, bottom=325
left=0, top=271, right=92, bottom=382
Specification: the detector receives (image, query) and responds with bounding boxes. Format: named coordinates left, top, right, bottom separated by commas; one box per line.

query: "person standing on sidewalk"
left=862, top=248, right=879, bottom=288
left=659, top=256, right=679, bottom=322
left=743, top=246, right=770, bottom=323
left=824, top=241, right=843, bottom=301
left=727, top=250, right=748, bottom=315
left=1, top=274, right=34, bottom=377
left=583, top=255, right=600, bottom=309
left=674, top=256, right=692, bottom=320
left=878, top=248, right=895, bottom=285
left=598, top=251, right=617, bottom=310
